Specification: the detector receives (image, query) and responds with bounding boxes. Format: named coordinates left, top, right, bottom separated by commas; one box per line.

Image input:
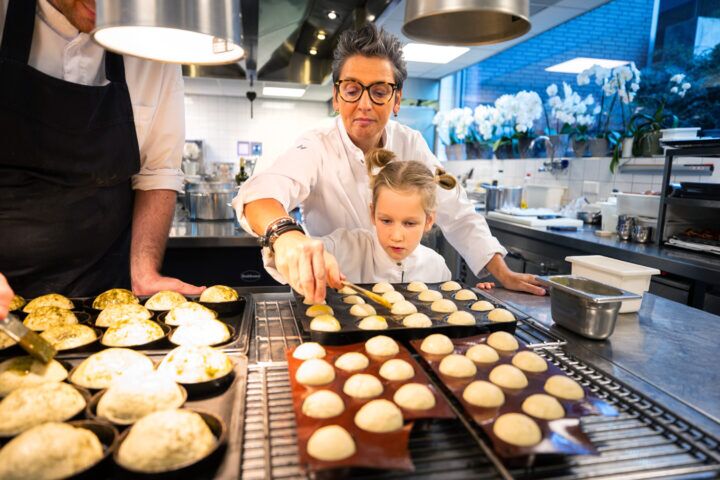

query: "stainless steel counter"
left=167, top=218, right=258, bottom=248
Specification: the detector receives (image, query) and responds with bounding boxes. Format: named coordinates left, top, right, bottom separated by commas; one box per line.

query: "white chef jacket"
left=235, top=116, right=507, bottom=275
left=263, top=227, right=452, bottom=284
left=0, top=0, right=185, bottom=192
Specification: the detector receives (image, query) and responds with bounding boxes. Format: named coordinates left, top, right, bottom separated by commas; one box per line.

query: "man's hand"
left=482, top=254, right=546, bottom=296
left=0, top=273, right=14, bottom=319
left=273, top=231, right=344, bottom=304
left=131, top=272, right=205, bottom=296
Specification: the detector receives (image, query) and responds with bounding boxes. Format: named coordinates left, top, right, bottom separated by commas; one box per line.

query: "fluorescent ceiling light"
left=545, top=57, right=630, bottom=73
left=262, top=87, right=306, bottom=98
left=402, top=43, right=469, bottom=64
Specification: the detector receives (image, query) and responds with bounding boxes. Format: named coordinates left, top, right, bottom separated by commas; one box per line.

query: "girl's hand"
left=474, top=281, right=496, bottom=290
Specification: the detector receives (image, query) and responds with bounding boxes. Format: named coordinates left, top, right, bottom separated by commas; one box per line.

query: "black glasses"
left=335, top=80, right=398, bottom=105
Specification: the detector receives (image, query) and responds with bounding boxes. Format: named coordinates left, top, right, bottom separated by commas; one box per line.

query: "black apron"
left=0, top=0, right=141, bottom=297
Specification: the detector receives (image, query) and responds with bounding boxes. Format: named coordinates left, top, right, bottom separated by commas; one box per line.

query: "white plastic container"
left=565, top=255, right=660, bottom=313
left=616, top=193, right=661, bottom=219
left=525, top=185, right=566, bottom=210
left=598, top=200, right=618, bottom=233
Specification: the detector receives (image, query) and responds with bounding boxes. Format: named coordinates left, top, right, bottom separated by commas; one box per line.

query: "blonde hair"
left=366, top=148, right=457, bottom=214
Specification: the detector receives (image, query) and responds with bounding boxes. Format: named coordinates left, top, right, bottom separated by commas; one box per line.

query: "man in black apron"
left=0, top=0, right=202, bottom=298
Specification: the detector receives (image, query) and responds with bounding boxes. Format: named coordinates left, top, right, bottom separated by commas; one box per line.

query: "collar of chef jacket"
left=335, top=116, right=395, bottom=166
left=370, top=229, right=426, bottom=283
left=37, top=0, right=82, bottom=39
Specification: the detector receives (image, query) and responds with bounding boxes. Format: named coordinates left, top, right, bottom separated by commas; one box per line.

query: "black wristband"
left=259, top=217, right=304, bottom=251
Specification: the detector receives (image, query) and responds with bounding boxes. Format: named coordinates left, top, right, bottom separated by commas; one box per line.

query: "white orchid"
left=670, top=86, right=678, bottom=94
left=670, top=73, right=686, bottom=83
left=546, top=81, right=595, bottom=131
left=546, top=83, right=558, bottom=97
left=681, top=82, right=691, bottom=91
left=493, top=90, right=542, bottom=136
left=473, top=104, right=501, bottom=141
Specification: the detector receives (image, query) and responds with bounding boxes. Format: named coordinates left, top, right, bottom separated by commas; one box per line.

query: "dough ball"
left=349, top=304, right=376, bottom=317
left=440, top=281, right=462, bottom=292
left=488, top=308, right=516, bottom=323
left=406, top=281, right=428, bottom=292
left=306, top=304, right=334, bottom=317
left=343, top=374, right=383, bottom=399
left=430, top=299, right=457, bottom=313
left=337, top=286, right=356, bottom=295
left=489, top=364, right=528, bottom=389
left=417, top=290, right=442, bottom=302
left=465, top=344, right=499, bottom=364
left=145, top=290, right=186, bottom=311
left=343, top=295, right=365, bottom=305
left=402, top=313, right=432, bottom=328
left=420, top=334, right=454, bottom=355
left=295, top=359, right=335, bottom=386
left=454, top=289, right=478, bottom=301
left=378, top=359, right=414, bottom=381
left=302, top=390, right=344, bottom=419
left=446, top=311, right=475, bottom=326
left=390, top=300, right=417, bottom=315
left=493, top=413, right=542, bottom=447
left=372, top=282, right=394, bottom=293
left=358, top=315, right=388, bottom=331
left=470, top=300, right=494, bottom=312
left=487, top=331, right=519, bottom=351
left=511, top=351, right=548, bottom=373
left=292, top=343, right=326, bottom=360
left=382, top=291, right=405, bottom=304
left=544, top=375, right=585, bottom=400
left=310, top=315, right=341, bottom=332
left=307, top=425, right=356, bottom=462
left=522, top=394, right=565, bottom=420
left=354, top=399, right=403, bottom=433
left=462, top=380, right=505, bottom=408
left=334, top=352, right=369, bottom=372
left=365, top=335, right=399, bottom=357
left=439, top=354, right=477, bottom=378
left=393, top=383, right=436, bottom=410
left=198, top=285, right=238, bottom=303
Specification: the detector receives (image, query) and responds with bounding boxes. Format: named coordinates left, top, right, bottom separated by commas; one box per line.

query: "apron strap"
left=104, top=51, right=127, bottom=83
left=0, top=0, right=36, bottom=63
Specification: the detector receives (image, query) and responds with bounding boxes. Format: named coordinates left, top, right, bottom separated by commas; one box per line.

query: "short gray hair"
left=332, top=23, right=407, bottom=90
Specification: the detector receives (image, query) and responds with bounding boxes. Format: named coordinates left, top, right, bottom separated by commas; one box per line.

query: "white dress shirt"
left=235, top=116, right=507, bottom=275
left=0, top=0, right=185, bottom=192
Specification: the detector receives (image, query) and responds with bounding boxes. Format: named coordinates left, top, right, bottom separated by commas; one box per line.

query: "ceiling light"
left=327, top=10, right=337, bottom=20
left=317, top=31, right=326, bottom=40
left=262, top=87, right=306, bottom=98
left=402, top=43, right=469, bottom=64
left=94, top=0, right=243, bottom=65
left=367, top=14, right=376, bottom=21
left=309, top=47, right=318, bottom=56
left=545, top=57, right=630, bottom=73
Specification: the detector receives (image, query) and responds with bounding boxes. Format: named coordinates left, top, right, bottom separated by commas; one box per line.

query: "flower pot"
left=549, top=134, right=570, bottom=157
left=465, top=142, right=493, bottom=159
left=493, top=143, right=513, bottom=159
left=621, top=137, right=634, bottom=158
left=445, top=143, right=466, bottom=160
left=517, top=137, right=533, bottom=159
left=589, top=138, right=610, bottom=157
left=572, top=139, right=588, bottom=158
left=638, top=131, right=663, bottom=157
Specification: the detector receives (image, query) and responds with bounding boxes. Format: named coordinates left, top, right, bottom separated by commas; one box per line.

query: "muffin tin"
left=294, top=282, right=524, bottom=345
left=410, top=333, right=617, bottom=459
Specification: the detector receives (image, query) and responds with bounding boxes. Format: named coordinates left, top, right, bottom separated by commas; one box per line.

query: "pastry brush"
left=0, top=313, right=56, bottom=363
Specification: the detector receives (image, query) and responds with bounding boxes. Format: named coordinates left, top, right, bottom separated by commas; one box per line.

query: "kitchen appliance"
left=537, top=275, right=642, bottom=340
left=184, top=180, right=237, bottom=221
left=481, top=183, right=522, bottom=213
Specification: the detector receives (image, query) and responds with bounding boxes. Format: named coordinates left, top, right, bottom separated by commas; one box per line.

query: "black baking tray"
left=293, top=283, right=524, bottom=345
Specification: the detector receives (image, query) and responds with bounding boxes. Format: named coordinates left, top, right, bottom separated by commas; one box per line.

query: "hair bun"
left=365, top=148, right=396, bottom=172
left=434, top=167, right=457, bottom=190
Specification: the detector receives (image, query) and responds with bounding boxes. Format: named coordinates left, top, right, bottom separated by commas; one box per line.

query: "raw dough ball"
left=417, top=290, right=442, bottom=302
left=454, top=289, right=478, bottom=301
left=295, top=359, right=335, bottom=386
left=493, top=413, right=542, bottom=447
left=145, top=291, right=186, bottom=311
left=406, top=281, right=428, bottom=292
left=310, top=315, right=341, bottom=332
left=343, top=295, right=365, bottom=305
left=522, top=394, right=565, bottom=420
left=343, top=374, right=383, bottom=399
left=402, top=313, right=432, bottom=328
left=365, top=335, right=399, bottom=356
left=488, top=308, right=516, bottom=323
left=465, top=344, right=499, bottom=364
left=420, top=334, right=454, bottom=355
left=354, top=399, right=403, bottom=433
left=292, top=343, right=326, bottom=360
left=307, top=425, right=356, bottom=462
left=470, top=300, right=494, bottom=312
left=372, top=282, right=394, bottom=293
left=511, top=351, right=548, bottom=373
left=306, top=305, right=334, bottom=317
left=337, top=286, right=356, bottom=295
left=358, top=315, right=388, bottom=330
left=430, top=299, right=457, bottom=313
left=302, top=390, right=344, bottom=419
left=393, top=383, right=435, bottom=410
left=199, top=285, right=238, bottom=303
left=350, top=304, right=376, bottom=317
left=382, top=291, right=405, bottom=304
left=487, top=331, right=519, bottom=351
left=439, top=354, right=477, bottom=378
left=391, top=300, right=417, bottom=315
left=446, top=311, right=475, bottom=326
left=489, top=364, right=528, bottom=389
left=440, top=281, right=462, bottom=292
left=378, top=359, right=414, bottom=381
left=544, top=375, right=585, bottom=400
left=463, top=380, right=505, bottom=408
left=334, top=352, right=369, bottom=372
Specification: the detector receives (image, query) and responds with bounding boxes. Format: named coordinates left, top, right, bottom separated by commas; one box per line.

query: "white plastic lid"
left=565, top=255, right=661, bottom=277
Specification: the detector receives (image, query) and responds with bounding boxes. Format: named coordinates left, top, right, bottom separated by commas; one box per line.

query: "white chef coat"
left=235, top=116, right=507, bottom=275
left=263, top=227, right=452, bottom=284
left=0, top=0, right=185, bottom=192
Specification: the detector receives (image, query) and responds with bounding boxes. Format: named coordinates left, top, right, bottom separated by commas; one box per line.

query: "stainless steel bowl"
left=577, top=210, right=601, bottom=224
left=184, top=181, right=237, bottom=220
left=481, top=183, right=523, bottom=213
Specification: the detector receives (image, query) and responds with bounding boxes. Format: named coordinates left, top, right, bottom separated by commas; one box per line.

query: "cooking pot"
left=481, top=183, right=523, bottom=213
left=184, top=180, right=237, bottom=220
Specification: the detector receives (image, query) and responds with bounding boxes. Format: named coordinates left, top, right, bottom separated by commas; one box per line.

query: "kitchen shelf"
left=664, top=197, right=720, bottom=209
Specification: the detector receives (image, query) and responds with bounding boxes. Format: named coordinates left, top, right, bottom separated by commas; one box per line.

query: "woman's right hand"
left=273, top=231, right=344, bottom=304
left=0, top=273, right=14, bottom=319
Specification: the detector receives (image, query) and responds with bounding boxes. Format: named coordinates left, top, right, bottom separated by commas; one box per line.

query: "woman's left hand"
left=474, top=281, right=495, bottom=290
left=482, top=254, right=547, bottom=296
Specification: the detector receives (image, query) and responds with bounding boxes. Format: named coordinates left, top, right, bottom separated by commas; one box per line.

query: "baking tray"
left=293, top=282, right=525, bottom=345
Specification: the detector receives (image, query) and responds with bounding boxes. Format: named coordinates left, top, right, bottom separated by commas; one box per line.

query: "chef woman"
left=235, top=23, right=545, bottom=304
left=0, top=0, right=202, bottom=297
